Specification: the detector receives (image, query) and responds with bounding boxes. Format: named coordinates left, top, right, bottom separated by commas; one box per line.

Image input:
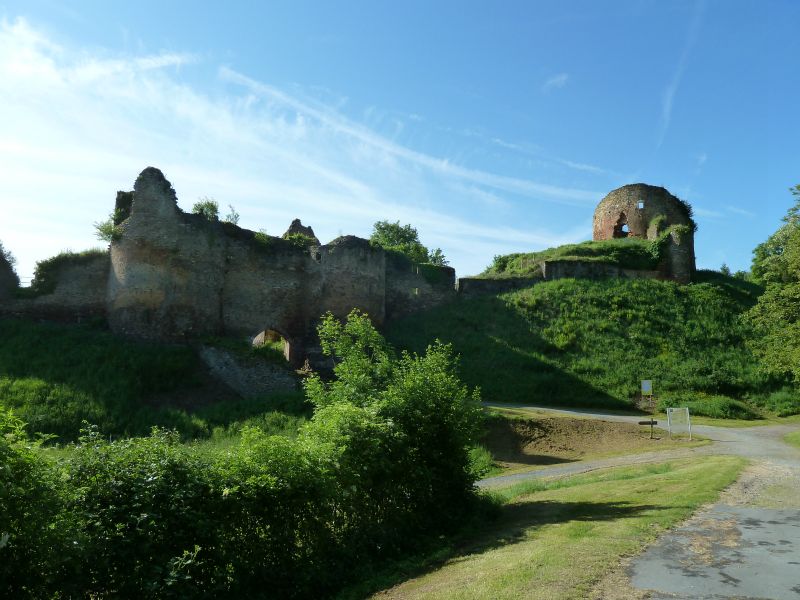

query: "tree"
left=751, top=184, right=800, bottom=284
left=192, top=197, right=219, bottom=221
left=369, top=220, right=447, bottom=265
left=746, top=184, right=800, bottom=380
left=428, top=247, right=449, bottom=267
left=0, top=241, right=16, bottom=270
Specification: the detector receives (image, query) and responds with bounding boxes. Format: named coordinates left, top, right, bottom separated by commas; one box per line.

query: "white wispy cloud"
left=542, top=72, right=569, bottom=92
left=0, top=17, right=596, bottom=279
left=695, top=152, right=707, bottom=167
left=726, top=205, right=756, bottom=218
left=656, top=1, right=705, bottom=148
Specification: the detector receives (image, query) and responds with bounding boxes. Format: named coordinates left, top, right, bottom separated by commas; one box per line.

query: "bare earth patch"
left=484, top=415, right=703, bottom=475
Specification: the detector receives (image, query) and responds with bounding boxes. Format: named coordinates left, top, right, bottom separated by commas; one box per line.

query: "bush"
left=0, top=409, right=74, bottom=598
left=657, top=393, right=759, bottom=420
left=0, top=311, right=483, bottom=598
left=754, top=388, right=800, bottom=416
left=192, top=198, right=219, bottom=221
left=67, top=426, right=221, bottom=597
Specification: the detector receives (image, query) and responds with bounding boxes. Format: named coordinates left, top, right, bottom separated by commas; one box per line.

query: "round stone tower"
left=593, top=183, right=696, bottom=282
left=593, top=183, right=693, bottom=241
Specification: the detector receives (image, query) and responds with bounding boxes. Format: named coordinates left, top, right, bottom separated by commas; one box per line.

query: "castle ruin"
left=0, top=171, right=697, bottom=366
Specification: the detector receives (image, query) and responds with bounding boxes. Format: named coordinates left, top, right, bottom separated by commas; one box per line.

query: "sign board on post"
left=641, top=380, right=653, bottom=395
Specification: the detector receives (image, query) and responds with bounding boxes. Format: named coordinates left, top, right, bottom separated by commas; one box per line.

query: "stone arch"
left=613, top=212, right=630, bottom=238
left=252, top=327, right=294, bottom=363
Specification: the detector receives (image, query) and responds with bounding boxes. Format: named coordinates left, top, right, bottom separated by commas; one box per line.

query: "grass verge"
left=784, top=430, right=800, bottom=449
left=354, top=456, right=745, bottom=600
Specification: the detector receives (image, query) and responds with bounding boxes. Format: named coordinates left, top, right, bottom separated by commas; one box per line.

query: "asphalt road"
left=480, top=404, right=800, bottom=599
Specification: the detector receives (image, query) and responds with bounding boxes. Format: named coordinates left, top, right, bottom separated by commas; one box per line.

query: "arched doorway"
left=252, top=328, right=291, bottom=363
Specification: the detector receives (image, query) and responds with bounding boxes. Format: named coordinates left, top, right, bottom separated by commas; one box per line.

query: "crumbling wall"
left=593, top=183, right=695, bottom=282
left=384, top=253, right=456, bottom=320
left=108, top=168, right=404, bottom=364
left=666, top=227, right=695, bottom=284
left=593, top=184, right=693, bottom=241
left=1, top=253, right=109, bottom=319
left=542, top=260, right=662, bottom=282
left=456, top=276, right=541, bottom=297
left=108, top=168, right=227, bottom=339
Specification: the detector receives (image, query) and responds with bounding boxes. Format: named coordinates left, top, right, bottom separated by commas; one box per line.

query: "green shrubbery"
left=656, top=394, right=759, bottom=420
left=0, top=311, right=483, bottom=598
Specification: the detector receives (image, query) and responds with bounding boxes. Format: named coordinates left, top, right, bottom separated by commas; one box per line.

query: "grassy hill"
left=387, top=271, right=799, bottom=419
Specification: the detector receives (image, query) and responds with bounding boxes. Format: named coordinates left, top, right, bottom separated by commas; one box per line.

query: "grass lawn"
left=784, top=430, right=800, bottom=449
left=369, top=456, right=745, bottom=600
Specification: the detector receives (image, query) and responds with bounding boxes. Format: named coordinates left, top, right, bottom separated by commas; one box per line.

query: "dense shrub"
left=0, top=409, right=74, bottom=598
left=657, top=394, right=759, bottom=420
left=1, top=311, right=482, bottom=598
left=15, top=249, right=107, bottom=297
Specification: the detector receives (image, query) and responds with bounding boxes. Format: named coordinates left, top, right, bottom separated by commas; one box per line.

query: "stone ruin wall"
left=0, top=253, right=109, bottom=320
left=0, top=173, right=701, bottom=365
left=592, top=183, right=696, bottom=283
left=108, top=168, right=395, bottom=364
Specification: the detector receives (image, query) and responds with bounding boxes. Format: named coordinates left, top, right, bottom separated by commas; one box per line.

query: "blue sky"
left=0, top=0, right=797, bottom=281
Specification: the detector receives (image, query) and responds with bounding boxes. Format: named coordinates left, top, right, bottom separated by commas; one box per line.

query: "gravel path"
left=480, top=404, right=800, bottom=599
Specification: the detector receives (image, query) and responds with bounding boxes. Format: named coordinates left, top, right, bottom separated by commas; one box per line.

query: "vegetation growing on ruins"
left=481, top=228, right=686, bottom=279
left=93, top=208, right=125, bottom=242
left=370, top=220, right=448, bottom=266
left=387, top=273, right=799, bottom=419
left=14, top=249, right=107, bottom=297
left=192, top=196, right=220, bottom=221
left=0, top=311, right=484, bottom=598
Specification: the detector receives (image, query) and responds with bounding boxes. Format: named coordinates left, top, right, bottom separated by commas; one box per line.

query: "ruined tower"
left=593, top=183, right=696, bottom=283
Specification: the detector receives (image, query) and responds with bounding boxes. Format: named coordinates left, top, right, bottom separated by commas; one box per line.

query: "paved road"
left=480, top=404, right=800, bottom=599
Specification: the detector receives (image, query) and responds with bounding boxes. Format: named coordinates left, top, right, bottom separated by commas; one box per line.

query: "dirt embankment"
left=483, top=415, right=688, bottom=469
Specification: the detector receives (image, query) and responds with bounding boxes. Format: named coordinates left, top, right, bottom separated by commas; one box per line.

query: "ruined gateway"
left=0, top=169, right=695, bottom=366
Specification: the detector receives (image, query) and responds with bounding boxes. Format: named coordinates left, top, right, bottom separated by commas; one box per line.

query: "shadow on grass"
left=386, top=294, right=623, bottom=411
left=336, top=496, right=666, bottom=599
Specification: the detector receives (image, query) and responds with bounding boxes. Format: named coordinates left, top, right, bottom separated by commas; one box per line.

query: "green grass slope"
left=0, top=318, right=307, bottom=442
left=387, top=272, right=797, bottom=417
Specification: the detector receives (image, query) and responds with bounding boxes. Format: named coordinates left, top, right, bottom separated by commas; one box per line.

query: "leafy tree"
left=0, top=241, right=16, bottom=269
left=720, top=263, right=731, bottom=276
left=370, top=220, right=432, bottom=264
left=192, top=197, right=219, bottom=221
left=747, top=184, right=800, bottom=379
left=751, top=185, right=800, bottom=284
left=428, top=247, right=449, bottom=267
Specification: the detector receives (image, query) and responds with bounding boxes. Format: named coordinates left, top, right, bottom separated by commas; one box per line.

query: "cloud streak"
left=656, top=1, right=705, bottom=148
left=542, top=72, right=569, bottom=92
left=0, top=17, right=596, bottom=280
